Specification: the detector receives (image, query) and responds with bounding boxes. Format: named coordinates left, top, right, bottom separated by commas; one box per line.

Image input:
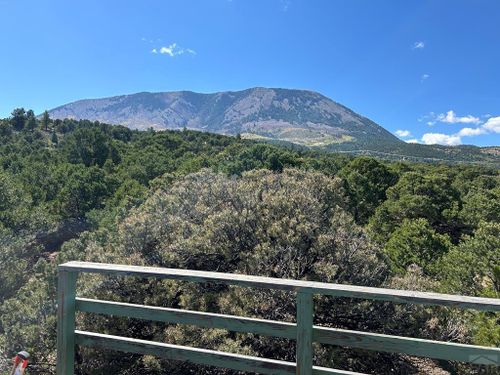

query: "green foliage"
left=384, top=218, right=452, bottom=275
left=25, top=110, right=37, bottom=132
left=51, top=130, right=58, bottom=145
left=438, top=221, right=500, bottom=297
left=339, top=157, right=398, bottom=223
left=0, top=111, right=498, bottom=374
left=72, top=169, right=388, bottom=374
left=41, top=110, right=50, bottom=132
left=460, top=186, right=500, bottom=228
left=472, top=313, right=500, bottom=347
left=10, top=108, right=26, bottom=131
left=54, top=164, right=111, bottom=218
left=369, top=171, right=462, bottom=243
left=62, top=126, right=112, bottom=167
left=0, top=172, right=32, bottom=231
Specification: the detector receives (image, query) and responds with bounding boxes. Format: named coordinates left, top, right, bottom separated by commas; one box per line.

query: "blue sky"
left=1, top=0, right=499, bottom=146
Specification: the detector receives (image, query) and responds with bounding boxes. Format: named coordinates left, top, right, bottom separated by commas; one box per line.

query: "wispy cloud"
left=281, top=0, right=291, bottom=11
left=413, top=41, right=425, bottom=49
left=406, top=139, right=419, bottom=144
left=151, top=43, right=196, bottom=57
left=395, top=129, right=411, bottom=137
left=421, top=74, right=430, bottom=82
left=437, top=110, right=480, bottom=124
left=423, top=110, right=481, bottom=126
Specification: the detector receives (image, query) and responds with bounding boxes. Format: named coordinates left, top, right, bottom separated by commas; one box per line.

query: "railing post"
left=56, top=269, right=77, bottom=375
left=296, top=291, right=313, bottom=375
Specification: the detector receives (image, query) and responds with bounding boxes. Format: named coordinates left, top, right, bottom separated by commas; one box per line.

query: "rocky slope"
left=48, top=88, right=402, bottom=149
left=47, top=88, right=499, bottom=166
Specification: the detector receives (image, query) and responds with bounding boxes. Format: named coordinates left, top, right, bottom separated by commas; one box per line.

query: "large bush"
left=71, top=169, right=389, bottom=373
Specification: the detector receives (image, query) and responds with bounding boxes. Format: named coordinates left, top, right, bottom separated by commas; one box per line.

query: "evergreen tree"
left=25, top=109, right=37, bottom=131
left=51, top=130, right=59, bottom=145
left=10, top=107, right=26, bottom=131
left=41, top=110, right=50, bottom=131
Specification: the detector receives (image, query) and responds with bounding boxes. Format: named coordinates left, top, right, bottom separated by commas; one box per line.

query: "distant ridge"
left=47, top=88, right=401, bottom=149
left=48, top=88, right=499, bottom=166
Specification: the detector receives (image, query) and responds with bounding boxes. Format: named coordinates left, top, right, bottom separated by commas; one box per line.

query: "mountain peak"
left=48, top=88, right=401, bottom=149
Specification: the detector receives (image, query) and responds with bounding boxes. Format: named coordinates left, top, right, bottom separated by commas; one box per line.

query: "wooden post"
left=296, top=291, right=313, bottom=375
left=56, top=269, right=77, bottom=375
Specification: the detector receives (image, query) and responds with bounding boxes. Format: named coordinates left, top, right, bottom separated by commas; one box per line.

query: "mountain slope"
left=48, top=88, right=402, bottom=149
left=47, top=88, right=499, bottom=166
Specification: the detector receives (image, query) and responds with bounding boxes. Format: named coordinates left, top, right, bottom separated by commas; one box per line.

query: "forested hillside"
left=46, top=88, right=500, bottom=166
left=0, top=109, right=498, bottom=374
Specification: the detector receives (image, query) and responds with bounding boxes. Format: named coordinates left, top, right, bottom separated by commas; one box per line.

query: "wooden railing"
left=56, top=261, right=500, bottom=375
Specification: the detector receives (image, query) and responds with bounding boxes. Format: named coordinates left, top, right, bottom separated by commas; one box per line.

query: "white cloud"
left=457, top=127, right=486, bottom=137
left=437, top=110, right=480, bottom=124
left=406, top=139, right=419, bottom=144
left=421, top=133, right=462, bottom=146
left=421, top=74, right=430, bottom=82
left=395, top=129, right=411, bottom=137
left=417, top=112, right=499, bottom=145
left=413, top=41, right=425, bottom=49
left=482, top=116, right=500, bottom=133
left=152, top=43, right=196, bottom=57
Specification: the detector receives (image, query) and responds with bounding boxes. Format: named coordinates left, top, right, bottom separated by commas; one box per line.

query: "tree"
left=460, top=187, right=500, bottom=228
left=10, top=108, right=26, bottom=131
left=41, top=110, right=50, bottom=131
left=62, top=126, right=110, bottom=167
left=0, top=120, right=13, bottom=138
left=71, top=169, right=388, bottom=374
left=384, top=218, right=452, bottom=275
left=438, top=221, right=500, bottom=297
left=369, top=172, right=461, bottom=243
left=339, top=157, right=398, bottom=223
left=51, top=130, right=59, bottom=145
left=54, top=164, right=110, bottom=218
left=25, top=109, right=37, bottom=132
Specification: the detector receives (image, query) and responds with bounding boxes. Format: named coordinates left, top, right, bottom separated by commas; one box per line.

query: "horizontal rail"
left=76, top=298, right=296, bottom=339
left=62, top=262, right=500, bottom=311
left=76, top=298, right=500, bottom=365
left=75, top=331, right=364, bottom=375
left=314, top=327, right=500, bottom=366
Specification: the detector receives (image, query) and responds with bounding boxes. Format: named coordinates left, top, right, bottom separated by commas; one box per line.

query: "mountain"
left=47, top=88, right=499, bottom=166
left=47, top=88, right=401, bottom=148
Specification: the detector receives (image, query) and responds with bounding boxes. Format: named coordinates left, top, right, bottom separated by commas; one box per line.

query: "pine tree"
left=41, top=110, right=50, bottom=131
left=10, top=108, right=26, bottom=131
left=25, top=110, right=37, bottom=132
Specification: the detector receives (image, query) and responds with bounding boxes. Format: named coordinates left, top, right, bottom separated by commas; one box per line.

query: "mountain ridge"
left=47, top=87, right=499, bottom=166
left=47, top=87, right=402, bottom=148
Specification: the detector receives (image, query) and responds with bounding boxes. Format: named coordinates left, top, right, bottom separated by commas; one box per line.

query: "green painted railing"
left=56, top=261, right=500, bottom=375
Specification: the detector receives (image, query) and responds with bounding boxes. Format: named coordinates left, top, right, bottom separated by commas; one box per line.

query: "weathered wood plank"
left=76, top=298, right=499, bottom=366
left=76, top=298, right=296, bottom=339
left=296, top=292, right=314, bottom=375
left=314, top=327, right=500, bottom=366
left=56, top=270, right=77, bottom=375
left=60, top=262, right=500, bottom=311
left=75, top=331, right=365, bottom=375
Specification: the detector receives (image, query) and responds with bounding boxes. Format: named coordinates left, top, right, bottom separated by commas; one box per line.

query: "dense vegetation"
left=0, top=109, right=498, bottom=374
